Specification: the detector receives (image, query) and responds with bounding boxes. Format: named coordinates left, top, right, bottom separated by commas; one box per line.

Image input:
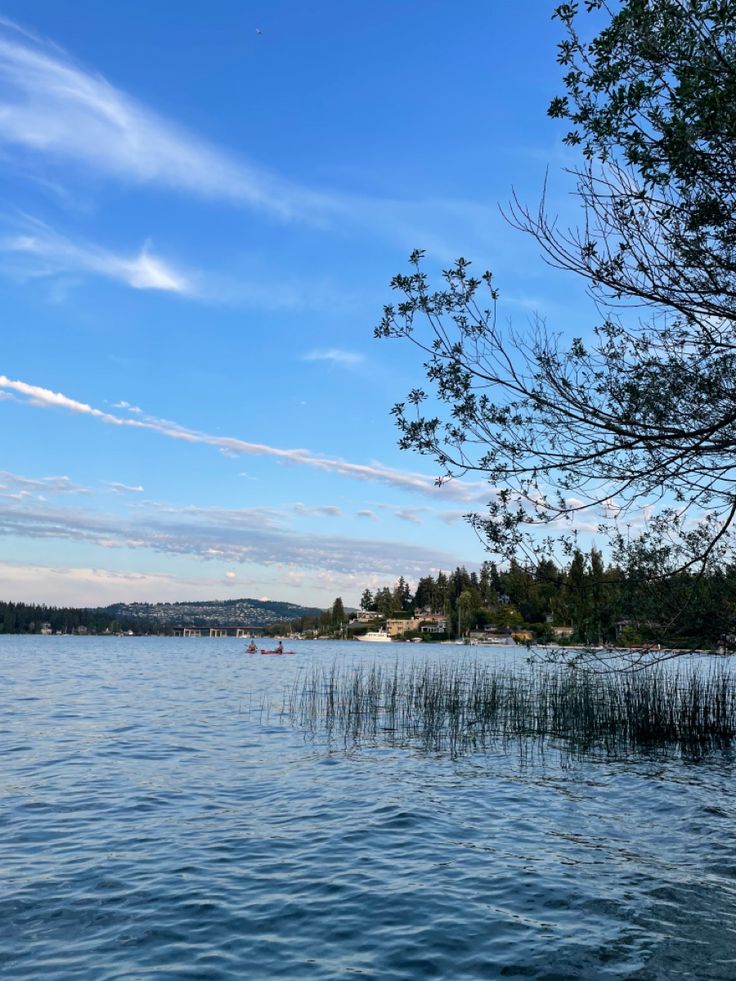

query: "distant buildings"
left=551, top=625, right=574, bottom=640
left=386, top=617, right=422, bottom=638
left=420, top=617, right=448, bottom=635
left=364, top=612, right=449, bottom=639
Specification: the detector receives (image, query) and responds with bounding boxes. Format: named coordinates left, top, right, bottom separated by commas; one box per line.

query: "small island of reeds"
left=288, top=658, right=736, bottom=758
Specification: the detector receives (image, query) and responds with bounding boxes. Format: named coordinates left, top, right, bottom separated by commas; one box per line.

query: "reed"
left=288, top=658, right=736, bottom=757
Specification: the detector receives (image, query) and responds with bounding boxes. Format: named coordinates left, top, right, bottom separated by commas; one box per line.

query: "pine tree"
left=360, top=589, right=374, bottom=612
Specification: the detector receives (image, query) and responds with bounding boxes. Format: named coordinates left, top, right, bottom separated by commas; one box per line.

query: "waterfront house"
left=512, top=629, right=535, bottom=643
left=386, top=617, right=423, bottom=638
left=551, top=626, right=574, bottom=640
left=421, top=619, right=448, bottom=635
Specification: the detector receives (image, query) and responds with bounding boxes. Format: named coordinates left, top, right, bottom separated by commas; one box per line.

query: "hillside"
left=101, top=597, right=323, bottom=629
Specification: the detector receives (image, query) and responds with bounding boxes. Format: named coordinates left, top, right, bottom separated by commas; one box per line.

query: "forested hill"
left=102, top=597, right=323, bottom=629
left=0, top=596, right=324, bottom=635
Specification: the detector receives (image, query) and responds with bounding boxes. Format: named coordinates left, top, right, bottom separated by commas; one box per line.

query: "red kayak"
left=260, top=649, right=295, bottom=655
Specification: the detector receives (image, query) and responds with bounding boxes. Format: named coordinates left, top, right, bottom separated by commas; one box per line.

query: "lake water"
left=2, top=636, right=735, bottom=979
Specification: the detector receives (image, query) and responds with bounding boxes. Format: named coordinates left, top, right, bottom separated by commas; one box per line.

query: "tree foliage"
left=376, top=0, right=736, bottom=588
left=357, top=558, right=736, bottom=653
left=0, top=601, right=158, bottom=635
left=331, top=596, right=346, bottom=627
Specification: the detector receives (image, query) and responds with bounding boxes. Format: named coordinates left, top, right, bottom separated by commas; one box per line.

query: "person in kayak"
left=276, top=641, right=283, bottom=654
left=246, top=641, right=257, bottom=653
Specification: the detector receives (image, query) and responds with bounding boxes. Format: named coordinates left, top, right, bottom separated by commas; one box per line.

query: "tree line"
left=340, top=553, right=736, bottom=649
left=0, top=601, right=163, bottom=636
left=5, top=545, right=735, bottom=649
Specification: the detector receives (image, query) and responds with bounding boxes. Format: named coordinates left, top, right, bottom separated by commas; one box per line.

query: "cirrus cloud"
left=302, top=348, right=365, bottom=368
left=0, top=373, right=493, bottom=503
left=0, top=17, right=497, bottom=255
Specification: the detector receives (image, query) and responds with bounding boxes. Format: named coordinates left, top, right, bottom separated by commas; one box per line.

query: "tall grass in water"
left=289, top=659, right=736, bottom=757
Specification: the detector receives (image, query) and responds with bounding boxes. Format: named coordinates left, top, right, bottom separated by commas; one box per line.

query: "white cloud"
left=302, top=349, right=365, bottom=368
left=394, top=509, right=424, bottom=525
left=103, top=481, right=144, bottom=494
left=0, top=216, right=365, bottom=311
left=0, top=19, right=497, bottom=255
left=0, top=469, right=89, bottom=495
left=292, top=502, right=343, bottom=518
left=0, top=557, right=246, bottom=606
left=123, top=246, right=188, bottom=292
left=2, top=220, right=190, bottom=293
left=0, top=554, right=429, bottom=607
left=378, top=504, right=428, bottom=525
left=0, top=20, right=304, bottom=219
left=0, top=497, right=463, bottom=578
left=0, top=374, right=123, bottom=419
left=141, top=501, right=286, bottom=530
left=0, top=374, right=492, bottom=502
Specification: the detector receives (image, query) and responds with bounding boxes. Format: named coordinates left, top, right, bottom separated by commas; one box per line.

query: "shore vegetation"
left=289, top=657, right=736, bottom=758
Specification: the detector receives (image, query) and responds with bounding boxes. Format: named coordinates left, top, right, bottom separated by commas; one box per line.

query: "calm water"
left=2, top=637, right=735, bottom=980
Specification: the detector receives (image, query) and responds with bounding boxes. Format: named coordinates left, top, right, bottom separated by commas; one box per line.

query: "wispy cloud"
left=111, top=400, right=142, bottom=413
left=292, top=502, right=343, bottom=518
left=302, top=348, right=365, bottom=368
left=0, top=19, right=306, bottom=220
left=377, top=503, right=428, bottom=525
left=103, top=481, right=144, bottom=494
left=1, top=218, right=191, bottom=293
left=0, top=374, right=492, bottom=503
left=0, top=554, right=407, bottom=608
left=0, top=216, right=363, bottom=310
left=0, top=557, right=257, bottom=606
left=0, top=469, right=89, bottom=496
left=0, top=19, right=497, bottom=254
left=0, top=498, right=461, bottom=579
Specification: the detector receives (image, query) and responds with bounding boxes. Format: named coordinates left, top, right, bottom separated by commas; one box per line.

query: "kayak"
left=260, top=649, right=295, bottom=655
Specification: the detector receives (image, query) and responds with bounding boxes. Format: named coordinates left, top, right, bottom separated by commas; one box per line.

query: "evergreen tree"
left=331, top=597, right=346, bottom=628
left=413, top=575, right=436, bottom=611
left=565, top=550, right=590, bottom=643
left=360, top=589, right=375, bottom=612
left=393, top=576, right=412, bottom=612
left=375, top=587, right=395, bottom=617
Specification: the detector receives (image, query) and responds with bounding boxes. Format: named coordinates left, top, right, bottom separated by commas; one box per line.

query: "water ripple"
left=1, top=636, right=735, bottom=978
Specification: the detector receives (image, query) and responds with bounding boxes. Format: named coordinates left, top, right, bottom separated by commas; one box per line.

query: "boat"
left=357, top=630, right=391, bottom=643
left=260, top=649, right=295, bottom=655
left=468, top=635, right=516, bottom=646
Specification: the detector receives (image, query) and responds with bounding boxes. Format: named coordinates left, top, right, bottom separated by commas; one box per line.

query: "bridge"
left=172, top=626, right=256, bottom=638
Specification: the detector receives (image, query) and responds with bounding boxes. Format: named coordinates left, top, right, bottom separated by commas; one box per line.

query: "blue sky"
left=0, top=1, right=595, bottom=608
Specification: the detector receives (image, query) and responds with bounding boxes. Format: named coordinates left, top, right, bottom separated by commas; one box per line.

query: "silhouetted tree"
left=377, top=1, right=736, bottom=614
